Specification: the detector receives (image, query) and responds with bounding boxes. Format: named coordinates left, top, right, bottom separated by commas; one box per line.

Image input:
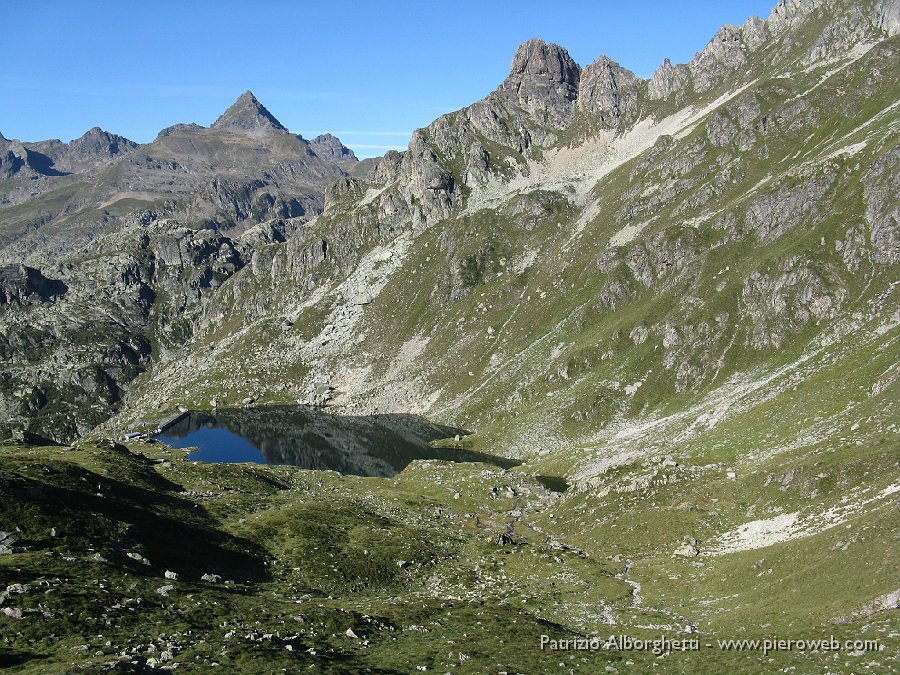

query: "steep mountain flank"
left=121, top=0, right=898, bottom=430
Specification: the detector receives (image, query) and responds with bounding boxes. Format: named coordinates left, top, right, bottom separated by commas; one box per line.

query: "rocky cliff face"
left=113, top=0, right=898, bottom=436
left=577, top=56, right=641, bottom=126
left=0, top=265, right=68, bottom=305
left=499, top=38, right=581, bottom=129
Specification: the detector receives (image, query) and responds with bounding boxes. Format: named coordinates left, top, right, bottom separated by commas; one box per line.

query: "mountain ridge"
left=117, top=0, right=898, bottom=424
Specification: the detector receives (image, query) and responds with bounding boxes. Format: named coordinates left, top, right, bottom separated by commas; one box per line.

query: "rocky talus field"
left=1, top=0, right=899, bottom=672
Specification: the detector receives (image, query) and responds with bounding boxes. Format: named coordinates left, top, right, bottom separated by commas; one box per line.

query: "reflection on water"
left=534, top=475, right=569, bottom=493
left=157, top=406, right=519, bottom=477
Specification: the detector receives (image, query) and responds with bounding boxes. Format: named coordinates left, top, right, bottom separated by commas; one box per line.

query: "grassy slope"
left=2, top=437, right=895, bottom=673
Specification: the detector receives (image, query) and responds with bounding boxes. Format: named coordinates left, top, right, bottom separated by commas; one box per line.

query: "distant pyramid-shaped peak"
left=212, top=91, right=287, bottom=133
left=72, top=127, right=114, bottom=145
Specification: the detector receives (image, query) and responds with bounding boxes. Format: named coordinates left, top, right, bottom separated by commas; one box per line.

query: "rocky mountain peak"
left=68, top=126, right=138, bottom=159
left=577, top=55, right=640, bottom=125
left=2, top=6, right=900, bottom=668
left=647, top=57, right=691, bottom=100
left=499, top=38, right=581, bottom=128
left=766, top=0, right=824, bottom=32
left=155, top=122, right=204, bottom=139
left=309, top=133, right=358, bottom=163
left=690, top=24, right=749, bottom=92
left=644, top=0, right=897, bottom=100
left=503, top=38, right=581, bottom=92
left=211, top=90, right=287, bottom=133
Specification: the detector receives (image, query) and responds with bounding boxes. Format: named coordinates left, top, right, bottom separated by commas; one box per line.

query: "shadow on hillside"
left=535, top=475, right=569, bottom=493
left=25, top=150, right=69, bottom=177
left=159, top=406, right=520, bottom=477
left=0, top=469, right=268, bottom=583
left=0, top=650, right=48, bottom=669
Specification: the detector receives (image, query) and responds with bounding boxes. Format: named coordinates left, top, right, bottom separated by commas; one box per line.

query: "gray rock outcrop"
left=498, top=38, right=581, bottom=130
left=577, top=56, right=641, bottom=126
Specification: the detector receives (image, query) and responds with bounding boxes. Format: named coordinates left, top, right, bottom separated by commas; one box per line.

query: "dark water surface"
left=158, top=406, right=519, bottom=477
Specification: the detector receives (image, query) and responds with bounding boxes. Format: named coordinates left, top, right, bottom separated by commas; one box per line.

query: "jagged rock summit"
left=577, top=55, right=641, bottom=125
left=66, top=126, right=138, bottom=161
left=499, top=38, right=581, bottom=128
left=211, top=90, right=288, bottom=133
left=309, top=132, right=358, bottom=164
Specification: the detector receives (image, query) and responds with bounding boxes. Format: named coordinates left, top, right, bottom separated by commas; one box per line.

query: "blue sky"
left=2, top=1, right=774, bottom=158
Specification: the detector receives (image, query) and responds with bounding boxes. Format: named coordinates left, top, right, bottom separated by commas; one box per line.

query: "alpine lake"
left=157, top=406, right=521, bottom=477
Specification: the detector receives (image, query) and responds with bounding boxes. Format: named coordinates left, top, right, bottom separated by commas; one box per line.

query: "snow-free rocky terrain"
left=1, top=0, right=899, bottom=671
